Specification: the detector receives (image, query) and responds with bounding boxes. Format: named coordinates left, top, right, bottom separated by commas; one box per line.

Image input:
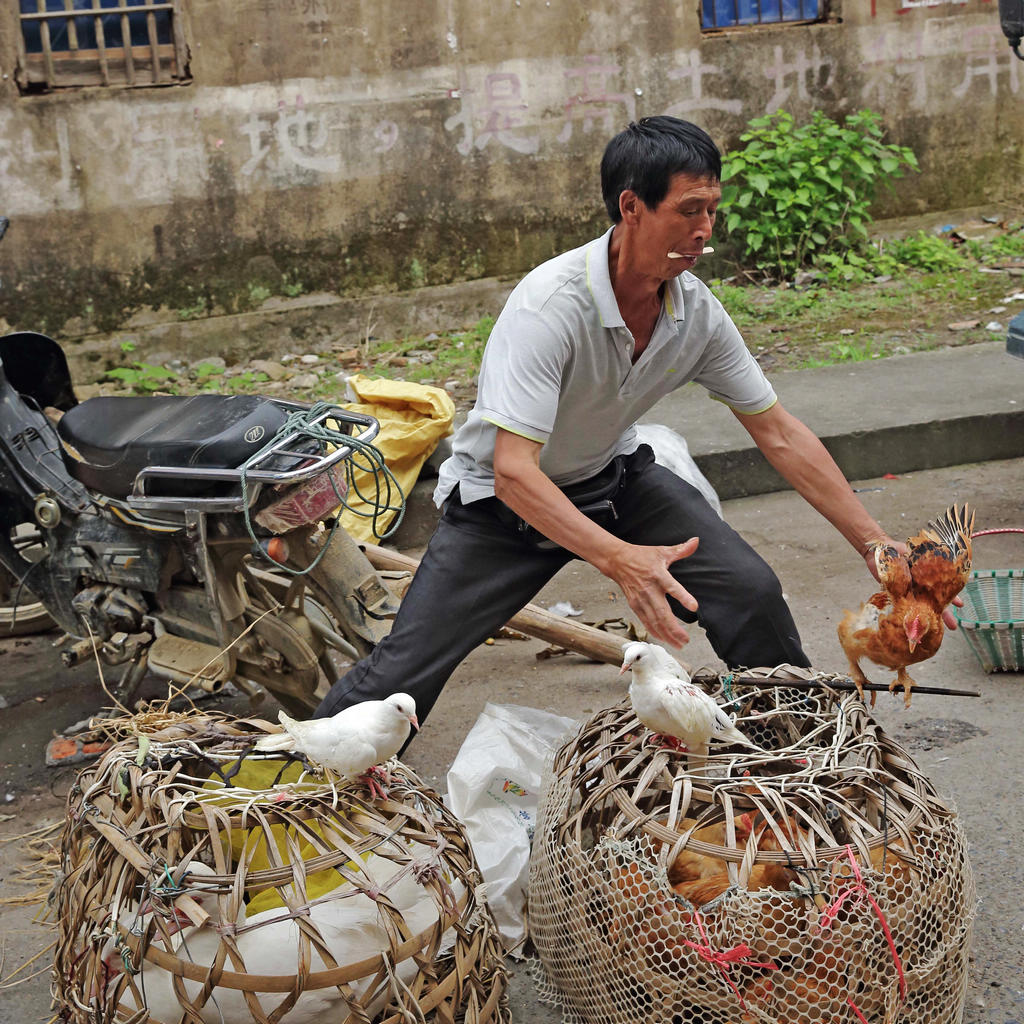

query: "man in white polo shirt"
left=315, top=116, right=898, bottom=728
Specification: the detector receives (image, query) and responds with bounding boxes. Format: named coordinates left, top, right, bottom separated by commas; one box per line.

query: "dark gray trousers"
left=314, top=448, right=810, bottom=725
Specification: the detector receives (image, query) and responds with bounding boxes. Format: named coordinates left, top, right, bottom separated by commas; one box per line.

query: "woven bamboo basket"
left=956, top=529, right=1024, bottom=672
left=529, top=667, right=976, bottom=1024
left=52, top=712, right=508, bottom=1024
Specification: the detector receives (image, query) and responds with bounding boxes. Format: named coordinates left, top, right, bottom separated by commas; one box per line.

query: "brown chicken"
left=666, top=812, right=759, bottom=887
left=838, top=503, right=974, bottom=707
left=739, top=970, right=851, bottom=1023
left=667, top=811, right=811, bottom=885
left=608, top=814, right=826, bottom=971
left=671, top=812, right=824, bottom=907
left=672, top=860, right=801, bottom=907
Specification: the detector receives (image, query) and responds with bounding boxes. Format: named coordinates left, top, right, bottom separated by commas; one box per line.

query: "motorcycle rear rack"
left=126, top=403, right=380, bottom=514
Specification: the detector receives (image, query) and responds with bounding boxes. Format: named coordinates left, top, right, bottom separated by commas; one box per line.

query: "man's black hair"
left=600, top=116, right=721, bottom=223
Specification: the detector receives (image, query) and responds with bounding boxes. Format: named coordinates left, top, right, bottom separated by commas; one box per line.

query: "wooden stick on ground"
left=361, top=543, right=630, bottom=666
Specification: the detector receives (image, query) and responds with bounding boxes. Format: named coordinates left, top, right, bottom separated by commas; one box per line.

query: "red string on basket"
left=846, top=996, right=870, bottom=1023
left=682, top=909, right=779, bottom=1009
left=820, top=845, right=907, bottom=1002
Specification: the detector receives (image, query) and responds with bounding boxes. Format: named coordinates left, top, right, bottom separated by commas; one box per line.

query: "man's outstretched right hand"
left=599, top=536, right=700, bottom=648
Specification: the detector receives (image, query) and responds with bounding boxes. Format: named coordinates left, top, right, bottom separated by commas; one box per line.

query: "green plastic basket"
left=955, top=530, right=1024, bottom=673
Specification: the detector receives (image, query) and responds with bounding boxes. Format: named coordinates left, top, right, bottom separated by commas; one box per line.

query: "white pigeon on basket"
left=619, top=641, right=756, bottom=759
left=254, top=693, right=419, bottom=798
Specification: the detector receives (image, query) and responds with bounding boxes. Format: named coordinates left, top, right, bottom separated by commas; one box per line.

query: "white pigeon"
left=254, top=693, right=419, bottom=797
left=620, top=641, right=755, bottom=757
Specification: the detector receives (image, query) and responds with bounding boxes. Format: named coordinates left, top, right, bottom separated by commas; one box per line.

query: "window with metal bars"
left=702, top=0, right=822, bottom=30
left=16, top=0, right=190, bottom=92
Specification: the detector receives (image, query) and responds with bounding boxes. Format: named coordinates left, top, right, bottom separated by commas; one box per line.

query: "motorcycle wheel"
left=0, top=527, right=56, bottom=636
left=239, top=566, right=377, bottom=718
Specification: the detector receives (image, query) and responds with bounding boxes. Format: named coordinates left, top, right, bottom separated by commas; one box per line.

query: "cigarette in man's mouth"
left=667, top=247, right=715, bottom=258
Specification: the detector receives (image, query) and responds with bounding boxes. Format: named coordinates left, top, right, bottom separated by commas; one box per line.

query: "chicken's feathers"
left=252, top=711, right=302, bottom=753
left=874, top=545, right=911, bottom=598
left=711, top=706, right=758, bottom=748
left=905, top=503, right=974, bottom=609
left=837, top=505, right=975, bottom=709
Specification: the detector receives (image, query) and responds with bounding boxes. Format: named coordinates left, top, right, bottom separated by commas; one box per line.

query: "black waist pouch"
left=508, top=444, right=654, bottom=550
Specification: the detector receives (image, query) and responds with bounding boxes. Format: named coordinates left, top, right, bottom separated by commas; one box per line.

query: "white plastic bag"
left=636, top=422, right=723, bottom=517
left=445, top=703, right=578, bottom=952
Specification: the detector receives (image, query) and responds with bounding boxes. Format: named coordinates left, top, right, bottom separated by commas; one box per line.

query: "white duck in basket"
left=102, top=854, right=462, bottom=1023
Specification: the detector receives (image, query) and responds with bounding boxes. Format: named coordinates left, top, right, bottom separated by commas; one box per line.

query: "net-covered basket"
left=955, top=529, right=1024, bottom=672
left=52, top=712, right=508, bottom=1024
left=529, top=668, right=975, bottom=1024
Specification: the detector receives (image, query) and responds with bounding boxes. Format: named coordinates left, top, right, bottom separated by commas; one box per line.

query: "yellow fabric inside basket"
left=203, top=758, right=371, bottom=916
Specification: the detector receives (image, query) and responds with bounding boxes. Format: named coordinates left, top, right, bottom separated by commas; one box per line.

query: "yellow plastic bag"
left=202, top=759, right=455, bottom=916
left=202, top=758, right=369, bottom=914
left=337, top=375, right=455, bottom=542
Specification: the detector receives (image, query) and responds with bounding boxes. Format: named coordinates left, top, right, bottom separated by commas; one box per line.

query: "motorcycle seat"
left=57, top=394, right=296, bottom=499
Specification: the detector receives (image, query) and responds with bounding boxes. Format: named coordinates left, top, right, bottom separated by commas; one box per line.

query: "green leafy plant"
left=281, top=273, right=305, bottom=298
left=880, top=232, right=969, bottom=273
left=409, top=259, right=427, bottom=289
left=176, top=295, right=208, bottom=321
left=721, top=109, right=918, bottom=280
left=365, top=315, right=495, bottom=384
left=224, top=370, right=270, bottom=391
left=801, top=336, right=885, bottom=368
left=246, top=283, right=272, bottom=307
left=193, top=361, right=226, bottom=382
left=813, top=231, right=972, bottom=284
left=768, top=288, right=821, bottom=317
left=105, top=362, right=180, bottom=393
left=972, top=226, right=1024, bottom=262
left=708, top=281, right=759, bottom=318
left=816, top=249, right=884, bottom=285
left=466, top=314, right=496, bottom=347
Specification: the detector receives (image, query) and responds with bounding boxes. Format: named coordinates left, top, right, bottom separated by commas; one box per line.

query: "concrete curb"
left=667, top=340, right=1024, bottom=499
left=698, top=409, right=1024, bottom=501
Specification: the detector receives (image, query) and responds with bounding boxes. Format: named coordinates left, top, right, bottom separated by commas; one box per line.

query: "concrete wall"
left=0, top=0, right=1021, bottom=337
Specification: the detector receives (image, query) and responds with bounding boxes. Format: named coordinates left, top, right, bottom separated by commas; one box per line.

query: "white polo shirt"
left=434, top=226, right=776, bottom=506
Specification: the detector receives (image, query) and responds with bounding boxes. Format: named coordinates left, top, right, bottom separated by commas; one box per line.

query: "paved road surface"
left=2, top=456, right=1021, bottom=1022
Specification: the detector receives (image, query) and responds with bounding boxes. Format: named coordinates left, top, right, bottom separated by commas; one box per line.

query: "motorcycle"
left=0, top=215, right=400, bottom=715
